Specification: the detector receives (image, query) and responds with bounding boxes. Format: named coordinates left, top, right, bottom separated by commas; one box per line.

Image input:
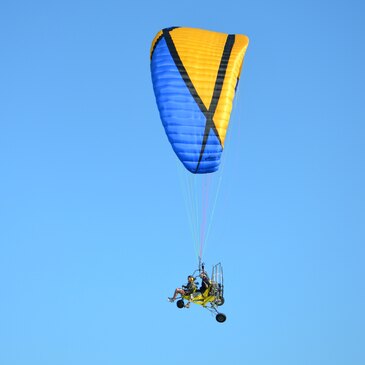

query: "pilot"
left=198, top=271, right=211, bottom=294
left=168, top=275, right=197, bottom=307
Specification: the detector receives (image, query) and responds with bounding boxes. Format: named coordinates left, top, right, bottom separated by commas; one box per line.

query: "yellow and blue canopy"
left=150, top=27, right=249, bottom=174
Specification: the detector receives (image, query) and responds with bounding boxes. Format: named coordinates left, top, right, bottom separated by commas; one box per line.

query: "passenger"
left=168, top=275, right=197, bottom=307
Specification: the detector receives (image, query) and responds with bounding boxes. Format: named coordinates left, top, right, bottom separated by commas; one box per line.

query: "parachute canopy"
left=150, top=27, right=249, bottom=174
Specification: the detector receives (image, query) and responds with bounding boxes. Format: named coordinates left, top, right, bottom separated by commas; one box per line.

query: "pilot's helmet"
left=188, top=275, right=195, bottom=282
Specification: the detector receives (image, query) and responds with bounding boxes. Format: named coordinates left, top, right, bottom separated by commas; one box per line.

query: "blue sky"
left=0, top=0, right=364, bottom=364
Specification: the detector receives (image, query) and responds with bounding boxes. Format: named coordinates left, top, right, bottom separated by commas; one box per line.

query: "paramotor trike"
left=175, top=263, right=226, bottom=323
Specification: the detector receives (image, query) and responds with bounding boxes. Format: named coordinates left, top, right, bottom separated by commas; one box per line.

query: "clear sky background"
left=1, top=0, right=364, bottom=364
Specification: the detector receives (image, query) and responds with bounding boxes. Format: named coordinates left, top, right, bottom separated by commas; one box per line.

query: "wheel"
left=216, top=297, right=225, bottom=306
left=176, top=299, right=185, bottom=309
left=216, top=313, right=226, bottom=323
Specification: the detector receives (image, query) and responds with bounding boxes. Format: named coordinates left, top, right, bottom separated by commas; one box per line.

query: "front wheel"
left=176, top=299, right=185, bottom=309
left=216, top=313, right=226, bottom=323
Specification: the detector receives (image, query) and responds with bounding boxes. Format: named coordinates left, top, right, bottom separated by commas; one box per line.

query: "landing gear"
left=176, top=299, right=185, bottom=309
left=215, top=313, right=226, bottom=323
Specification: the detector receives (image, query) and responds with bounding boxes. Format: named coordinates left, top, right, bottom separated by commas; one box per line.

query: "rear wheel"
left=216, top=297, right=225, bottom=306
left=176, top=299, right=185, bottom=309
left=216, top=313, right=226, bottom=323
